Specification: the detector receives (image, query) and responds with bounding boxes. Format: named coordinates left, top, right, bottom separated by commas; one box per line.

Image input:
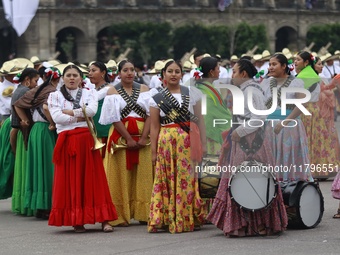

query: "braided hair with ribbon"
left=31, top=67, right=61, bottom=104
left=12, top=68, right=39, bottom=85
left=12, top=72, right=21, bottom=84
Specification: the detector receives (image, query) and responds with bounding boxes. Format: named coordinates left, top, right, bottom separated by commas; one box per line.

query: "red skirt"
left=48, top=128, right=118, bottom=226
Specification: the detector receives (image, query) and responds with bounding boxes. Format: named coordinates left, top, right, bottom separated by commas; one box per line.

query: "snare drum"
left=280, top=181, right=324, bottom=229
left=198, top=157, right=221, bottom=199
left=229, top=160, right=278, bottom=211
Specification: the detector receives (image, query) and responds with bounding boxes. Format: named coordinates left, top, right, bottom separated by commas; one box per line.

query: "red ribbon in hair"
left=46, top=70, right=60, bottom=79
left=107, top=117, right=145, bottom=170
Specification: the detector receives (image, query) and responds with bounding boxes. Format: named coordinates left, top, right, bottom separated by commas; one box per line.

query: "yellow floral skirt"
left=301, top=102, right=340, bottom=179
left=148, top=126, right=206, bottom=233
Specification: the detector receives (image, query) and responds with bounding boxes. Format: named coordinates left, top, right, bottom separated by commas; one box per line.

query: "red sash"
left=107, top=117, right=145, bottom=170
left=53, top=128, right=89, bottom=164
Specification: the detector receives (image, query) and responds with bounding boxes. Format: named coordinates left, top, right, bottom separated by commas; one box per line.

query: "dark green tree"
left=307, top=24, right=340, bottom=54
left=107, top=22, right=172, bottom=65
left=234, top=23, right=269, bottom=57
left=172, top=24, right=230, bottom=59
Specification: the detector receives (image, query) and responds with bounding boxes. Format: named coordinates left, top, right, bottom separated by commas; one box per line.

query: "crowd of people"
left=0, top=48, right=339, bottom=236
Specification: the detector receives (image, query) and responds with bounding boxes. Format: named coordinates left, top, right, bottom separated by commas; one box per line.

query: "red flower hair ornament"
left=45, top=67, right=61, bottom=79
left=193, top=67, right=203, bottom=80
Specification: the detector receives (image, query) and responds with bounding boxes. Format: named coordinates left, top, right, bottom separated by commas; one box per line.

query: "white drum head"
left=300, top=185, right=322, bottom=227
left=229, top=171, right=276, bottom=211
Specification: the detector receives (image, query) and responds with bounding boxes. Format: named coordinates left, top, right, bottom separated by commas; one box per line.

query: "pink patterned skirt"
left=206, top=129, right=288, bottom=236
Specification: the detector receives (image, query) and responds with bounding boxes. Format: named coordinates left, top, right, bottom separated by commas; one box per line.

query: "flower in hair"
left=255, top=70, right=264, bottom=78
left=12, top=72, right=21, bottom=83
left=287, top=59, right=295, bottom=72
left=80, top=75, right=87, bottom=88
left=310, top=54, right=317, bottom=64
left=107, top=68, right=114, bottom=80
left=45, top=67, right=61, bottom=79
left=157, top=73, right=163, bottom=82
left=193, top=67, right=203, bottom=80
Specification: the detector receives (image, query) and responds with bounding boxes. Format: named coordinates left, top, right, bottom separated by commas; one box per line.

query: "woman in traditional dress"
left=99, top=60, right=153, bottom=226
left=14, top=67, right=60, bottom=219
left=194, top=56, right=232, bottom=155
left=148, top=60, right=206, bottom=234
left=315, top=58, right=340, bottom=178
left=318, top=73, right=340, bottom=218
left=262, top=53, right=313, bottom=182
left=47, top=65, right=117, bottom=233
left=88, top=61, right=113, bottom=158
left=0, top=64, right=20, bottom=200
left=314, top=56, right=340, bottom=219
left=193, top=56, right=232, bottom=215
left=207, top=59, right=287, bottom=237
left=0, top=116, right=14, bottom=199
left=11, top=68, right=39, bottom=216
left=294, top=51, right=339, bottom=179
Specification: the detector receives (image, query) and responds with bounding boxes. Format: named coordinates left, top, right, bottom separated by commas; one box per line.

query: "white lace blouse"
left=96, top=86, right=110, bottom=101
left=47, top=88, right=98, bottom=134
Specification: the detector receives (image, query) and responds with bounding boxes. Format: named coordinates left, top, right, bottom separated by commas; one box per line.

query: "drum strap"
left=266, top=177, right=270, bottom=206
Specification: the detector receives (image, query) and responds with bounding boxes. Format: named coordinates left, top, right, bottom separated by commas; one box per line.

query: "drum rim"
left=228, top=170, right=279, bottom=211
left=290, top=182, right=324, bottom=228
left=198, top=157, right=221, bottom=199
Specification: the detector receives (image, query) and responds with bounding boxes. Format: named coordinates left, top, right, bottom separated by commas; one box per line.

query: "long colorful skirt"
left=318, top=87, right=340, bottom=161
left=207, top=130, right=288, bottom=236
left=48, top=128, right=118, bottom=226
left=24, top=122, right=57, bottom=210
left=11, top=130, right=34, bottom=216
left=148, top=125, right=206, bottom=234
left=332, top=171, right=340, bottom=200
left=265, top=119, right=313, bottom=182
left=301, top=103, right=340, bottom=179
left=0, top=118, right=15, bottom=199
left=104, top=120, right=153, bottom=225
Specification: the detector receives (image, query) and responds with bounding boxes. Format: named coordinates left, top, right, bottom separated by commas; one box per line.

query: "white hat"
left=252, top=54, right=263, bottom=61
left=230, top=55, right=239, bottom=62
left=320, top=53, right=333, bottom=62
left=183, top=60, right=192, bottom=71
left=30, top=56, right=42, bottom=65
left=261, top=50, right=271, bottom=61
left=0, top=58, right=34, bottom=76
left=105, top=59, right=117, bottom=70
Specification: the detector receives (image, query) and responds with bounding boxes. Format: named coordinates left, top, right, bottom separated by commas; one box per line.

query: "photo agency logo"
left=199, top=83, right=312, bottom=128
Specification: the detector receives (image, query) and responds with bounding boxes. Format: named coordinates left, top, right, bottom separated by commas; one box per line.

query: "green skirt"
left=25, top=122, right=57, bottom=210
left=11, top=130, right=33, bottom=216
left=0, top=118, right=15, bottom=199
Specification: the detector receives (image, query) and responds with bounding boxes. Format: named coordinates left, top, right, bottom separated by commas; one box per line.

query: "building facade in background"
left=0, top=0, right=340, bottom=64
